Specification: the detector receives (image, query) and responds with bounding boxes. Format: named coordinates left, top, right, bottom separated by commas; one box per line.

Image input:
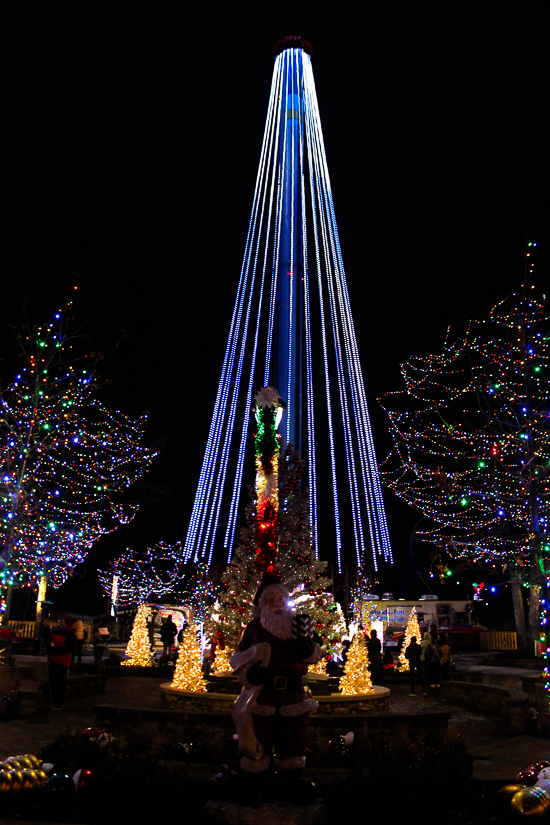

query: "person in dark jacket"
left=367, top=629, right=382, bottom=683
left=405, top=635, right=426, bottom=696
left=47, top=616, right=77, bottom=709
left=160, top=615, right=178, bottom=659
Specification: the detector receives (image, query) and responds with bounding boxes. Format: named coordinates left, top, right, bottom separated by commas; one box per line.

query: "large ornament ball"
left=517, top=769, right=538, bottom=786
left=511, top=787, right=550, bottom=818
left=45, top=773, right=75, bottom=800
left=73, top=769, right=95, bottom=792
left=20, top=769, right=39, bottom=792
left=0, top=769, right=12, bottom=794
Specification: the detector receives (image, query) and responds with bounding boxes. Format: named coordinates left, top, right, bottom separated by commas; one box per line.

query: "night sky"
left=1, top=7, right=548, bottom=613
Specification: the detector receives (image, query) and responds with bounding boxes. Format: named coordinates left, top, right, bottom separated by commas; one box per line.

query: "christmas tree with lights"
left=204, top=388, right=344, bottom=659
left=0, top=289, right=156, bottom=616
left=98, top=541, right=182, bottom=610
left=122, top=603, right=153, bottom=667
left=339, top=630, right=373, bottom=695
left=381, top=248, right=550, bottom=651
left=398, top=608, right=422, bottom=671
left=205, top=449, right=343, bottom=655
left=211, top=644, right=232, bottom=674
left=171, top=624, right=206, bottom=692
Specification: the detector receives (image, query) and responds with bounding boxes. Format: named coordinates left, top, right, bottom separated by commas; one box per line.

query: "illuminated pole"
left=274, top=38, right=307, bottom=452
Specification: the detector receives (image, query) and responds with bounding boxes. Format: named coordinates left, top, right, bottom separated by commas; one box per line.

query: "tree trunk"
left=528, top=582, right=541, bottom=654
left=510, top=577, right=528, bottom=654
left=1, top=584, right=14, bottom=626
left=33, top=574, right=49, bottom=639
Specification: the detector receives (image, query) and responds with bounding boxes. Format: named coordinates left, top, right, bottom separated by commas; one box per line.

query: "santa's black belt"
left=266, top=673, right=306, bottom=691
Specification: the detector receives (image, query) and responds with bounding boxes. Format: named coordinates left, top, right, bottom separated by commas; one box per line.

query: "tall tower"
left=184, top=37, right=392, bottom=573
left=273, top=36, right=309, bottom=452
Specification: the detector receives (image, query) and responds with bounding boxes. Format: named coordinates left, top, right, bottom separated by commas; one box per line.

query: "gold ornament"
left=14, top=755, right=34, bottom=770
left=23, top=754, right=42, bottom=769
left=35, top=769, right=49, bottom=787
left=511, top=786, right=550, bottom=817
left=8, top=769, right=23, bottom=793
left=21, top=769, right=38, bottom=791
left=0, top=769, right=12, bottom=794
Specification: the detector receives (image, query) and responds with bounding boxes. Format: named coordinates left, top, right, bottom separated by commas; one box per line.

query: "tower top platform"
left=272, top=35, right=314, bottom=58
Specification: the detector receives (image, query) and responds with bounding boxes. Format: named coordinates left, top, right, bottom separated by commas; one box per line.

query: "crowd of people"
left=405, top=625, right=452, bottom=696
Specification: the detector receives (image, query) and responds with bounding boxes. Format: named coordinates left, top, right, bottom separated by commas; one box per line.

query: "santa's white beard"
left=260, top=606, right=293, bottom=640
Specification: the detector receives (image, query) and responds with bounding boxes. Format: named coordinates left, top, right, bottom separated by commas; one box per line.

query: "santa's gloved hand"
left=294, top=635, right=315, bottom=659
left=246, top=661, right=269, bottom=685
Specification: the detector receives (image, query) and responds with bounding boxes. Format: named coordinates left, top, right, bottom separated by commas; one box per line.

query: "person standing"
left=440, top=635, right=452, bottom=680
left=91, top=625, right=111, bottom=673
left=47, top=616, right=77, bottom=709
left=160, top=615, right=178, bottom=660
left=405, top=635, right=426, bottom=696
left=424, top=633, right=443, bottom=691
left=367, top=629, right=382, bottom=683
left=72, top=619, right=86, bottom=669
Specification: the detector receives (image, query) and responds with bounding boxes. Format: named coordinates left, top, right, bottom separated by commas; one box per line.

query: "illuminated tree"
left=122, top=603, right=153, bottom=667
left=205, top=450, right=342, bottom=657
left=98, top=542, right=182, bottom=610
left=398, top=608, right=422, bottom=672
left=0, top=292, right=156, bottom=613
left=381, top=254, right=549, bottom=650
left=171, top=624, right=206, bottom=692
left=339, top=630, right=373, bottom=695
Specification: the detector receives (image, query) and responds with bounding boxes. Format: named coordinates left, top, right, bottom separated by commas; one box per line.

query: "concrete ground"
left=1, top=648, right=549, bottom=784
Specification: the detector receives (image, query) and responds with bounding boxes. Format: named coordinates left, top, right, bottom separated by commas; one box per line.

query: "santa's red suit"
left=229, top=582, right=323, bottom=774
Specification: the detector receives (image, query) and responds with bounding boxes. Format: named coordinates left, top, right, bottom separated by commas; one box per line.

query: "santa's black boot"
left=277, top=758, right=317, bottom=805
left=230, top=755, right=271, bottom=806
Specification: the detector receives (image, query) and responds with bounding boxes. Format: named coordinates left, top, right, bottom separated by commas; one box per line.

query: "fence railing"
left=479, top=630, right=518, bottom=651
left=8, top=620, right=35, bottom=638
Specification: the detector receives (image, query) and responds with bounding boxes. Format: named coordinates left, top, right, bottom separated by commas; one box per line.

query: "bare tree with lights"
left=98, top=541, right=182, bottom=610
left=380, top=250, right=549, bottom=651
left=0, top=289, right=156, bottom=620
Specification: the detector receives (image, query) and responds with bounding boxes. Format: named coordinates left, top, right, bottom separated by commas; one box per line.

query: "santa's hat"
left=252, top=573, right=289, bottom=618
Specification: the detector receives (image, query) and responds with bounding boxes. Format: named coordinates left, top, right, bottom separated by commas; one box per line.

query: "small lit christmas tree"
left=122, top=603, right=153, bottom=667
left=398, top=608, right=422, bottom=672
left=171, top=624, right=207, bottom=692
left=339, top=630, right=373, bottom=695
left=211, top=644, right=232, bottom=674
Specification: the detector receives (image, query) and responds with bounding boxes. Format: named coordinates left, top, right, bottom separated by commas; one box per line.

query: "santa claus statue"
left=229, top=574, right=324, bottom=803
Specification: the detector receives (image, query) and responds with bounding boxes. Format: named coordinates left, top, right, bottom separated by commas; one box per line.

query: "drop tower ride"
left=184, top=37, right=392, bottom=574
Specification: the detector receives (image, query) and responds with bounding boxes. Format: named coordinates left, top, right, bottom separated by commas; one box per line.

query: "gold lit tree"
left=398, top=608, right=422, bottom=672
left=211, top=645, right=232, bottom=674
left=339, top=631, right=373, bottom=695
left=171, top=625, right=207, bottom=692
left=122, top=603, right=153, bottom=667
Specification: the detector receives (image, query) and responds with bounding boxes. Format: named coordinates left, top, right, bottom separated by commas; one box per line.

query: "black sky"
left=1, top=6, right=548, bottom=608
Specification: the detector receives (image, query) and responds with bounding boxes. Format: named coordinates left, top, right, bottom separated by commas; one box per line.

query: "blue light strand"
left=223, top=60, right=284, bottom=559
left=183, top=57, right=281, bottom=561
